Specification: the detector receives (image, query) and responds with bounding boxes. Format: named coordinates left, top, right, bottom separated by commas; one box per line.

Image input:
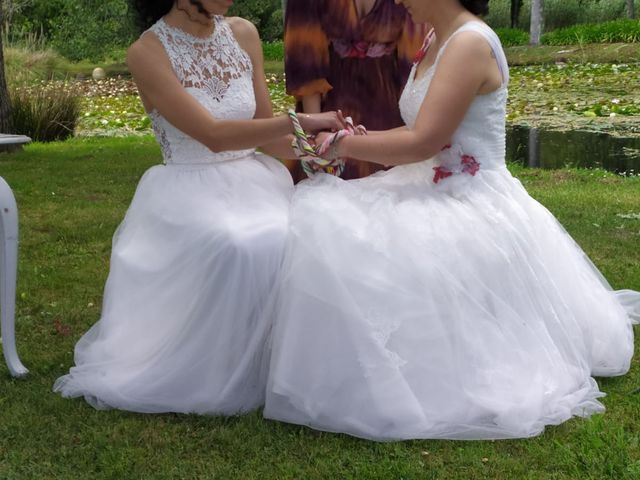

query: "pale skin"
left=127, top=0, right=345, bottom=164
left=318, top=0, right=504, bottom=166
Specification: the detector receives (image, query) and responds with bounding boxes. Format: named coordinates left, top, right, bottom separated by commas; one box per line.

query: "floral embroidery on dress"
left=144, top=16, right=257, bottom=165
left=433, top=144, right=481, bottom=184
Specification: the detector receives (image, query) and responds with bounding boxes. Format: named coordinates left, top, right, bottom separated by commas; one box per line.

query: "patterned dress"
left=284, top=0, right=427, bottom=180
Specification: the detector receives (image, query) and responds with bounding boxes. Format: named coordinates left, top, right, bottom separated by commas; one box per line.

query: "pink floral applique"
left=432, top=144, right=481, bottom=184
left=461, top=154, right=480, bottom=176
left=433, top=166, right=454, bottom=184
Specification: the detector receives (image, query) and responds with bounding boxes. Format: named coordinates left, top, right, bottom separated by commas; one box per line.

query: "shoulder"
left=126, top=32, right=172, bottom=76
left=439, top=25, right=495, bottom=66
left=127, top=33, right=165, bottom=67
left=226, top=16, right=260, bottom=45
left=226, top=16, right=262, bottom=64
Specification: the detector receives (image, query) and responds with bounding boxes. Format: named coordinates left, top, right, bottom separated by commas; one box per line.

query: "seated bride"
left=264, top=0, right=639, bottom=440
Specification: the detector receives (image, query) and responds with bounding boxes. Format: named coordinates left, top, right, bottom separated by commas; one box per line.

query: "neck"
left=427, top=5, right=474, bottom=46
left=164, top=5, right=215, bottom=38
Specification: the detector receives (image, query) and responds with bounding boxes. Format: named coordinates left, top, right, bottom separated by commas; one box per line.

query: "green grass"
left=497, top=19, right=640, bottom=49
left=506, top=43, right=640, bottom=66
left=542, top=19, right=640, bottom=46
left=0, top=137, right=638, bottom=479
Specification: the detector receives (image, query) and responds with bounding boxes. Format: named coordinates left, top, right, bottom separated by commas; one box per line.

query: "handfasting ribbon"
left=288, top=109, right=345, bottom=178
left=316, top=128, right=353, bottom=162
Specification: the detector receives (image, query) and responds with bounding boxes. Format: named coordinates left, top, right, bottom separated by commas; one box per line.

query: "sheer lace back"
left=145, top=16, right=257, bottom=164
left=399, top=22, right=509, bottom=172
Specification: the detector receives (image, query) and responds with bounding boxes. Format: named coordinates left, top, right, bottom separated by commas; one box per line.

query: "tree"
left=627, top=0, right=635, bottom=19
left=529, top=0, right=544, bottom=46
left=510, top=0, right=523, bottom=29
left=0, top=1, right=12, bottom=134
left=228, top=0, right=283, bottom=42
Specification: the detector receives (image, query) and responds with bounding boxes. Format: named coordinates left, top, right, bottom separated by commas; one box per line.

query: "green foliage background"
left=1, top=0, right=638, bottom=61
left=227, top=0, right=283, bottom=42
left=4, top=0, right=284, bottom=61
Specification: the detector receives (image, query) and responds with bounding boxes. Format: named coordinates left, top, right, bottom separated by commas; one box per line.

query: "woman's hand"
left=298, top=111, right=346, bottom=133
left=314, top=131, right=333, bottom=148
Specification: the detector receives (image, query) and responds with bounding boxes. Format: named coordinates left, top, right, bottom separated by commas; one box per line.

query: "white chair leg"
left=0, top=176, right=28, bottom=377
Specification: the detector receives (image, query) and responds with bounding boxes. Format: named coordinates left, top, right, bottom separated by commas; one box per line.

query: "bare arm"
left=229, top=18, right=299, bottom=160
left=336, top=32, right=502, bottom=166
left=127, top=23, right=343, bottom=154
left=365, top=126, right=410, bottom=136
left=301, top=94, right=322, bottom=114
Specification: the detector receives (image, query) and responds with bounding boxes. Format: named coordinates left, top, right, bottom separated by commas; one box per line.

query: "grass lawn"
left=0, top=137, right=638, bottom=479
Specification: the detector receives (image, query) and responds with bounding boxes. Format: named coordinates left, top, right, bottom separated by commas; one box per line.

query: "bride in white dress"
left=265, top=0, right=639, bottom=439
left=53, top=0, right=344, bottom=414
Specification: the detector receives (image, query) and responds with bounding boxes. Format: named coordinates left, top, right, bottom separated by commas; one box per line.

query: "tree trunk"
left=0, top=2, right=12, bottom=134
left=627, top=0, right=635, bottom=19
left=530, top=0, right=544, bottom=46
left=510, top=0, right=523, bottom=29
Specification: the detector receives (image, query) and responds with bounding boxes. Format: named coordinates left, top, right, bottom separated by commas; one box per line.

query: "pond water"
left=506, top=126, right=640, bottom=175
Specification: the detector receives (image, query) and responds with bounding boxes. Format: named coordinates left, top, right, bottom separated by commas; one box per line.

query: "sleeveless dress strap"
left=143, top=19, right=182, bottom=75
left=435, top=21, right=510, bottom=86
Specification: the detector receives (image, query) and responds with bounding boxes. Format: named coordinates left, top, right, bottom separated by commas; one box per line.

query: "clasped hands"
left=289, top=109, right=367, bottom=177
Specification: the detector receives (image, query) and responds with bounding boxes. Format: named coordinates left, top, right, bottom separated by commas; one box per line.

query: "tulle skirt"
left=54, top=153, right=293, bottom=414
left=265, top=160, right=639, bottom=440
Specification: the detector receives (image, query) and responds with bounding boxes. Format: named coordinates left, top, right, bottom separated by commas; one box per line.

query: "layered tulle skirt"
left=265, top=160, right=639, bottom=440
left=54, top=154, right=293, bottom=414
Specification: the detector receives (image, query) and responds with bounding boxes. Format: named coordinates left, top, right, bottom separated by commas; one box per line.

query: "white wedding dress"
left=265, top=22, right=639, bottom=440
left=54, top=16, right=294, bottom=414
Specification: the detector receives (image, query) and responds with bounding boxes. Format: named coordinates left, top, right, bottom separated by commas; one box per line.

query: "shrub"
left=50, top=0, right=136, bottom=62
left=262, top=41, right=284, bottom=62
left=7, top=0, right=136, bottom=62
left=10, top=82, right=81, bottom=141
left=495, top=28, right=529, bottom=47
left=261, top=8, right=285, bottom=43
left=4, top=46, right=71, bottom=85
left=542, top=19, right=640, bottom=45
left=486, top=0, right=639, bottom=31
left=228, top=0, right=283, bottom=42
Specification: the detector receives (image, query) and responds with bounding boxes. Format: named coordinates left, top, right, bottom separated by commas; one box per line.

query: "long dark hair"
left=460, top=0, right=490, bottom=16
left=130, top=0, right=212, bottom=31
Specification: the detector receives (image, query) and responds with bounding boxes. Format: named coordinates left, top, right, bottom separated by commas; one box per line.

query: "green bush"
left=496, top=28, right=529, bottom=47
left=4, top=46, right=72, bottom=85
left=491, top=20, right=640, bottom=48
left=50, top=0, right=136, bottom=62
left=8, top=0, right=136, bottom=62
left=262, top=41, right=284, bottom=61
left=10, top=82, right=81, bottom=141
left=486, top=0, right=639, bottom=31
left=228, top=0, right=283, bottom=42
left=542, top=19, right=640, bottom=45
left=261, top=7, right=284, bottom=43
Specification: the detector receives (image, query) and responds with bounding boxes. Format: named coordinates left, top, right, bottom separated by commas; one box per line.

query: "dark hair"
left=130, top=0, right=211, bottom=31
left=460, top=0, right=489, bottom=16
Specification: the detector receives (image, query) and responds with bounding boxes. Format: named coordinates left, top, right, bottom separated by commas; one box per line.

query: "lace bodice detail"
left=399, top=22, right=509, bottom=171
left=145, top=16, right=256, bottom=164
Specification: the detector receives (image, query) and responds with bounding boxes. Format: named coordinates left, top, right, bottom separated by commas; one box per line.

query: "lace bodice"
left=145, top=16, right=256, bottom=164
left=399, top=22, right=509, bottom=171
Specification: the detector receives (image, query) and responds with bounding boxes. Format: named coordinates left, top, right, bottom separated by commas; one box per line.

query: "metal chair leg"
left=0, top=176, right=28, bottom=377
